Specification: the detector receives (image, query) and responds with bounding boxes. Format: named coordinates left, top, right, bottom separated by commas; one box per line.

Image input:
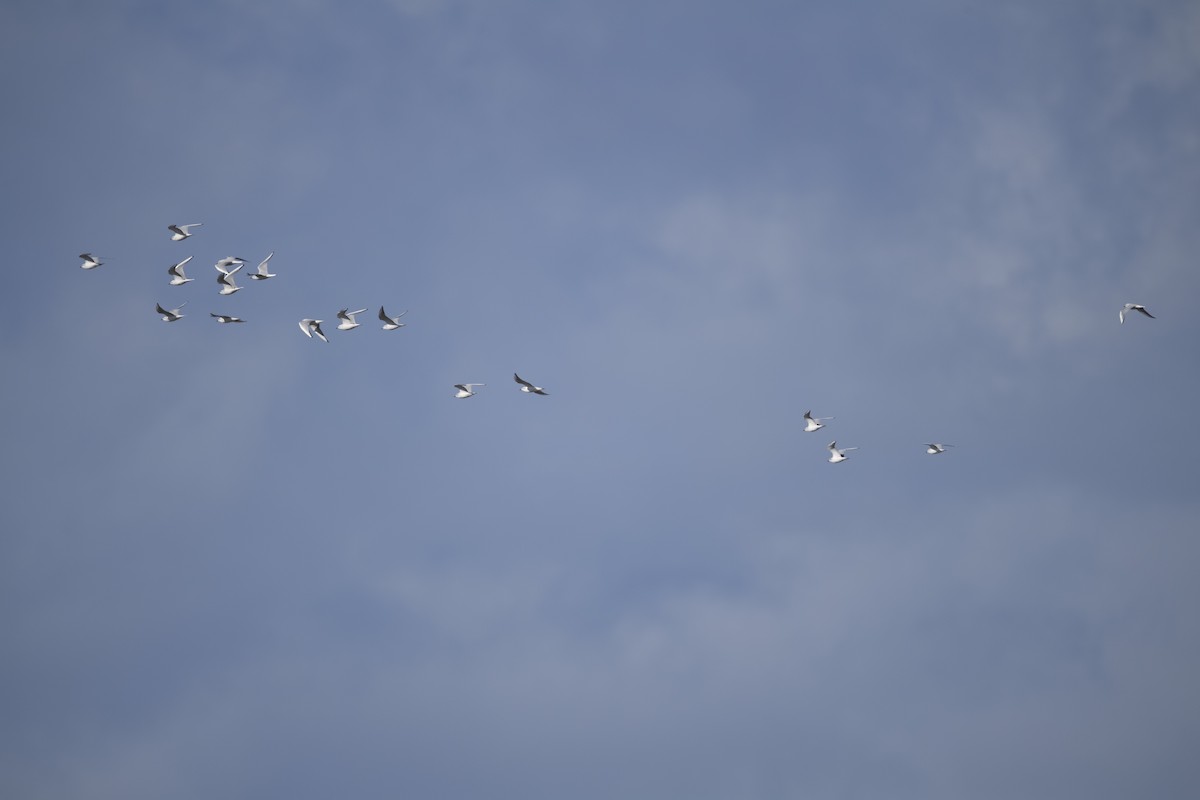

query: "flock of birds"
left=796, top=299, right=1152, bottom=462
left=77, top=222, right=558, bottom=405
left=798, top=410, right=952, bottom=463
left=78, top=223, right=1158, bottom=465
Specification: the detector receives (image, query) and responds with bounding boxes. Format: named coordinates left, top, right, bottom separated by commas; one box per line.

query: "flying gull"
left=167, top=256, right=194, bottom=285
left=379, top=306, right=408, bottom=330
left=926, top=443, right=954, bottom=455
left=249, top=252, right=276, bottom=281
left=514, top=373, right=549, bottom=395
left=79, top=253, right=103, bottom=270
left=454, top=383, right=485, bottom=398
left=168, top=223, right=202, bottom=241
left=337, top=308, right=367, bottom=330
left=214, top=256, right=247, bottom=273
left=803, top=410, right=834, bottom=432
left=210, top=313, right=244, bottom=324
left=299, top=319, right=328, bottom=342
left=217, top=265, right=242, bottom=295
left=156, top=301, right=186, bottom=322
left=827, top=441, right=858, bottom=463
left=1119, top=304, right=1155, bottom=324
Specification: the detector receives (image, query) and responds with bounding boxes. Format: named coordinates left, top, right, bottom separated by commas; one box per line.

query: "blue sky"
left=3, top=1, right=1200, bottom=797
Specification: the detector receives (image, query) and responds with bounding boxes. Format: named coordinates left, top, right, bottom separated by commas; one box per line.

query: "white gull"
left=168, top=223, right=202, bottom=241
left=167, top=256, right=194, bottom=285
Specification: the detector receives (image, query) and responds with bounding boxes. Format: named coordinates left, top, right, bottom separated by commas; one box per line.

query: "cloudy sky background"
left=3, top=1, right=1200, bottom=797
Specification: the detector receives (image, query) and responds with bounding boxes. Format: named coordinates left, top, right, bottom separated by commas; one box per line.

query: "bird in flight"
left=803, top=410, right=834, bottom=432
left=1119, top=303, right=1155, bottom=324
left=299, top=319, right=328, bottom=342
left=925, top=443, right=954, bottom=455
left=217, top=265, right=243, bottom=295
left=168, top=223, right=202, bottom=241
left=827, top=441, right=857, bottom=463
left=337, top=308, right=367, bottom=330
left=249, top=252, right=276, bottom=281
left=210, top=313, right=244, bottom=324
left=454, top=383, right=485, bottom=398
left=379, top=306, right=408, bottom=330
left=215, top=256, right=247, bottom=273
left=79, top=253, right=103, bottom=270
left=514, top=373, right=549, bottom=395
left=156, top=301, right=187, bottom=322
left=167, top=256, right=195, bottom=286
